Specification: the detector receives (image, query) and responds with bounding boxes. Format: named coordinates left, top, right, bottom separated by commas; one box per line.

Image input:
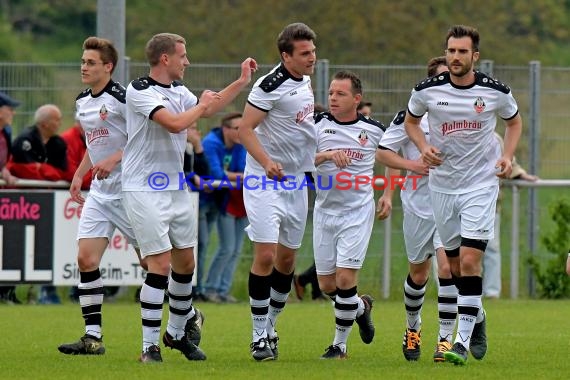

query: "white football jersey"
left=407, top=71, right=518, bottom=194
left=75, top=80, right=127, bottom=199
left=314, top=112, right=385, bottom=215
left=245, top=64, right=316, bottom=176
left=380, top=110, right=433, bottom=220
left=122, top=77, right=197, bottom=191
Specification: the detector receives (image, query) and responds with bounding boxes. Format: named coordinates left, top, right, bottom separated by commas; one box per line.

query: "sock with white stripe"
left=140, top=273, right=168, bottom=351
left=78, top=269, right=104, bottom=339
left=166, top=271, right=193, bottom=340
left=404, top=274, right=426, bottom=330
left=332, top=286, right=358, bottom=352
left=437, top=277, right=458, bottom=342
left=266, top=268, right=293, bottom=338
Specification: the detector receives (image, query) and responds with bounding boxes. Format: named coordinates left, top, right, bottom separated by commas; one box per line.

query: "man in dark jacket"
left=8, top=104, right=67, bottom=181
left=0, top=91, right=20, bottom=303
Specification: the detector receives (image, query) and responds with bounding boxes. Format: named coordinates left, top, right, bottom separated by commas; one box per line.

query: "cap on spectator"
left=0, top=91, right=21, bottom=108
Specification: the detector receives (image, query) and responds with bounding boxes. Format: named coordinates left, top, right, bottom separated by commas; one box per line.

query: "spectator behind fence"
left=183, top=121, right=209, bottom=188
left=484, top=132, right=538, bottom=298
left=61, top=120, right=92, bottom=189
left=357, top=101, right=373, bottom=119
left=8, top=104, right=67, bottom=182
left=0, top=91, right=20, bottom=304
left=8, top=103, right=67, bottom=304
left=202, top=112, right=247, bottom=304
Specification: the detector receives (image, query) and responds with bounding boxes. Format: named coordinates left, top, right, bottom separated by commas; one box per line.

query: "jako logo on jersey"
left=358, top=130, right=368, bottom=146
left=289, top=90, right=297, bottom=96
left=474, top=97, right=486, bottom=113
left=437, top=101, right=449, bottom=106
left=99, top=104, right=108, bottom=121
left=441, top=120, right=482, bottom=136
left=86, top=127, right=110, bottom=144
left=324, top=129, right=336, bottom=134
left=295, top=103, right=314, bottom=124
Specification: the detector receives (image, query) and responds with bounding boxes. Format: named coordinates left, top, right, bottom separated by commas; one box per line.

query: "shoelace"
left=437, top=341, right=451, bottom=352
left=406, top=331, right=421, bottom=349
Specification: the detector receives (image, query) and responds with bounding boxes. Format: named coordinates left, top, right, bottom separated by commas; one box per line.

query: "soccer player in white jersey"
left=379, top=57, right=461, bottom=362
left=238, top=23, right=316, bottom=361
left=122, top=32, right=257, bottom=363
left=313, top=70, right=393, bottom=359
left=58, top=36, right=147, bottom=356
left=404, top=25, right=522, bottom=365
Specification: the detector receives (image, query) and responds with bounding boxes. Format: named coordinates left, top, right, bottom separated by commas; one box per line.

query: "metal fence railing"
left=1, top=60, right=569, bottom=297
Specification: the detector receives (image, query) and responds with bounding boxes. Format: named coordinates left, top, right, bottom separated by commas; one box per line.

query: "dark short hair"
left=221, top=112, right=242, bottom=127
left=357, top=101, right=372, bottom=111
left=445, top=25, right=480, bottom=52
left=83, top=36, right=119, bottom=74
left=277, top=23, right=316, bottom=56
left=314, top=103, right=327, bottom=114
left=332, top=70, right=362, bottom=96
left=427, top=56, right=447, bottom=77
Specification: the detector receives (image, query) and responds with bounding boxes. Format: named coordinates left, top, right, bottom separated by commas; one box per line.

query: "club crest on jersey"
left=474, top=97, right=486, bottom=113
left=295, top=104, right=314, bottom=124
left=99, top=104, right=108, bottom=121
left=358, top=130, right=368, bottom=146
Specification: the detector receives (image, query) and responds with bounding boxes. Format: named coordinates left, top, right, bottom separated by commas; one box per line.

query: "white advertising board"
left=52, top=191, right=198, bottom=286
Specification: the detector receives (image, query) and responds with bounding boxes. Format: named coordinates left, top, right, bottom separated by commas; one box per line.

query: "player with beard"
left=404, top=25, right=522, bottom=365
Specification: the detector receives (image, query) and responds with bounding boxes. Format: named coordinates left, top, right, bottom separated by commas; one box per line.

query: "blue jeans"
left=204, top=213, right=248, bottom=296
left=196, top=200, right=219, bottom=295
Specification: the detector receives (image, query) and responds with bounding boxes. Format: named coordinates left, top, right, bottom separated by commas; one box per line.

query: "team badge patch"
left=21, top=140, right=32, bottom=151
left=99, top=104, right=108, bottom=120
left=474, top=97, right=486, bottom=113
left=358, top=130, right=368, bottom=146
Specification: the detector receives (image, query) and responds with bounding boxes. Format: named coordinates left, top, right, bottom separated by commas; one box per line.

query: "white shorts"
left=243, top=173, right=308, bottom=249
left=313, top=200, right=375, bottom=275
left=122, top=190, right=197, bottom=257
left=77, top=194, right=138, bottom=247
left=403, top=210, right=443, bottom=264
left=430, top=185, right=498, bottom=250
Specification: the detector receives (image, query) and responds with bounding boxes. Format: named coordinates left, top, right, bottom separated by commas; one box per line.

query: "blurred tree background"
left=1, top=0, right=569, bottom=65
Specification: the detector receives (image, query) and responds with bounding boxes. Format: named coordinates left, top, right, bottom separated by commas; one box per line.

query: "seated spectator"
left=7, top=104, right=67, bottom=181
left=8, top=104, right=67, bottom=304
left=0, top=91, right=20, bottom=303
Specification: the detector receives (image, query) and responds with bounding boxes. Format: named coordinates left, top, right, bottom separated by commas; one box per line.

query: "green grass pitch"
left=1, top=299, right=568, bottom=379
